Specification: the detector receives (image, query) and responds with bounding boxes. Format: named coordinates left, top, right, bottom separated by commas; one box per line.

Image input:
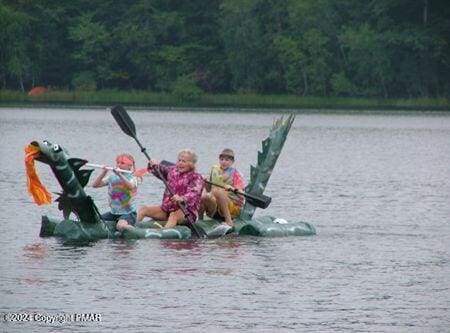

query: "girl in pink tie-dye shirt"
left=137, top=149, right=204, bottom=228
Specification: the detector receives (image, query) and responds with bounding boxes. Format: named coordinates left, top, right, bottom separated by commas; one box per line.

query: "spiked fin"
left=68, top=158, right=87, bottom=170
left=55, top=192, right=77, bottom=219
left=76, top=169, right=94, bottom=188
left=240, top=114, right=295, bottom=219
left=68, top=158, right=93, bottom=188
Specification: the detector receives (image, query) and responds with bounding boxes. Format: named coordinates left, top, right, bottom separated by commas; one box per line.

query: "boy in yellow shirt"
left=200, top=149, right=245, bottom=231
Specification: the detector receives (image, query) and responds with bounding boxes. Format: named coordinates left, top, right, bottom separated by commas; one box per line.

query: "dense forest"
left=1, top=0, right=449, bottom=98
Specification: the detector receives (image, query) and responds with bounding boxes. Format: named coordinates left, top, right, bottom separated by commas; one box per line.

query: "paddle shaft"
left=86, top=163, right=132, bottom=174
left=110, top=106, right=205, bottom=238
left=130, top=138, right=189, bottom=217
left=152, top=161, right=271, bottom=209
left=204, top=180, right=271, bottom=209
left=141, top=157, right=202, bottom=237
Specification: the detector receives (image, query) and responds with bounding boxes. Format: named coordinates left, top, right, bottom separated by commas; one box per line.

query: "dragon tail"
left=240, top=114, right=295, bottom=219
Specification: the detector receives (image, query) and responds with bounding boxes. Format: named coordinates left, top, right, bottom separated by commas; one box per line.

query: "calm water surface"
left=0, top=107, right=449, bottom=332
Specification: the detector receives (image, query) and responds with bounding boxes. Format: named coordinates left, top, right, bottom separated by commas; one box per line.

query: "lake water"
left=0, top=107, right=449, bottom=332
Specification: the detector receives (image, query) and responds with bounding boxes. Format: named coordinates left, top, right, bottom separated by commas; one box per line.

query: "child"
left=200, top=148, right=245, bottom=230
left=137, top=149, right=204, bottom=229
left=92, top=153, right=138, bottom=232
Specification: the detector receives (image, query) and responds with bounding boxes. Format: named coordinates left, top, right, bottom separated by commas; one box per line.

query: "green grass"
left=0, top=89, right=449, bottom=111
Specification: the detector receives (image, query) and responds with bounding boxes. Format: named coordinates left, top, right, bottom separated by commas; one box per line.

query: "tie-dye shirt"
left=209, top=165, right=245, bottom=207
left=106, top=173, right=138, bottom=215
left=153, top=163, right=204, bottom=222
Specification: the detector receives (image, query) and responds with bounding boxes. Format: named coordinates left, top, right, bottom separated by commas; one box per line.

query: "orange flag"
left=25, top=144, right=52, bottom=205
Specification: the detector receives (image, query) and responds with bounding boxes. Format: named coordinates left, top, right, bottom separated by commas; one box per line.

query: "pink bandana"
left=117, top=156, right=134, bottom=166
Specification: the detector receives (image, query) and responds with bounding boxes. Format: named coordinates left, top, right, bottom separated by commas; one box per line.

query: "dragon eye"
left=53, top=144, right=60, bottom=151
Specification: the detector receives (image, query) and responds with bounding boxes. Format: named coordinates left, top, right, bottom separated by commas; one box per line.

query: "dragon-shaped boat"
left=25, top=112, right=315, bottom=241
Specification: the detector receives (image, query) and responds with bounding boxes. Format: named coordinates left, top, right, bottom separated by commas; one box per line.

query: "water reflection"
left=108, top=239, right=138, bottom=258
left=161, top=239, right=202, bottom=253
left=21, top=243, right=51, bottom=287
left=23, top=242, right=50, bottom=260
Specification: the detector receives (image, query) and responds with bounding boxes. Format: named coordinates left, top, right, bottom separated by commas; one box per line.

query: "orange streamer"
left=25, top=144, right=52, bottom=205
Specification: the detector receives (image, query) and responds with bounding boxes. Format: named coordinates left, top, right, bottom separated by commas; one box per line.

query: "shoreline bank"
left=1, top=89, right=449, bottom=111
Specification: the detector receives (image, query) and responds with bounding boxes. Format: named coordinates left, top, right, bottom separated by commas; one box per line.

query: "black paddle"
left=204, top=180, right=272, bottom=209
left=110, top=105, right=206, bottom=238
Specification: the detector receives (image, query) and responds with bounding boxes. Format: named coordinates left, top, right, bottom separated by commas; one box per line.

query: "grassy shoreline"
left=1, top=89, right=449, bottom=111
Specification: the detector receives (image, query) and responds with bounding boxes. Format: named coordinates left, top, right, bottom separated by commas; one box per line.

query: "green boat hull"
left=40, top=216, right=192, bottom=240
left=40, top=215, right=315, bottom=241
left=236, top=216, right=316, bottom=237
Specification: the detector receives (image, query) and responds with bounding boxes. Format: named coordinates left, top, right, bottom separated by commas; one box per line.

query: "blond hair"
left=178, top=149, right=198, bottom=169
left=116, top=153, right=136, bottom=171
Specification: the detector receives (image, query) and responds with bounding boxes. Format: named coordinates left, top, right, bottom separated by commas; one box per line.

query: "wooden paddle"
left=110, top=105, right=207, bottom=238
left=204, top=180, right=272, bottom=209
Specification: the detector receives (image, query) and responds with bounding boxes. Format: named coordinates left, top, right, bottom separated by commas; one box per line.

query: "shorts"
left=101, top=211, right=137, bottom=226
left=209, top=197, right=241, bottom=221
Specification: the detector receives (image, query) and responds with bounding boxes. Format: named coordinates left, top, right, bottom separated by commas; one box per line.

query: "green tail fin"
left=240, top=114, right=295, bottom=219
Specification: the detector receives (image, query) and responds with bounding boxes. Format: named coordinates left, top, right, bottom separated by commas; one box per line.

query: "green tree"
left=302, top=29, right=332, bottom=96
left=219, top=0, right=266, bottom=93
left=273, top=36, right=306, bottom=95
left=0, top=0, right=448, bottom=98
left=68, top=13, right=112, bottom=89
left=339, top=23, right=392, bottom=97
left=369, top=0, right=450, bottom=97
left=177, top=0, right=229, bottom=92
left=280, top=0, right=341, bottom=96
left=330, top=71, right=357, bottom=97
left=171, top=73, right=202, bottom=102
left=110, top=20, right=157, bottom=89
left=0, top=4, right=32, bottom=91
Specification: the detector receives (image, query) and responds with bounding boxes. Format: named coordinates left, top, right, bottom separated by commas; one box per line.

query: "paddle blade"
left=245, top=193, right=272, bottom=209
left=111, top=105, right=136, bottom=138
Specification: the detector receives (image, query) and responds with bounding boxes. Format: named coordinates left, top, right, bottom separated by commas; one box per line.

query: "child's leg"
left=165, top=209, right=185, bottom=228
left=116, top=212, right=137, bottom=231
left=211, top=188, right=233, bottom=226
left=116, top=219, right=131, bottom=231
left=137, top=205, right=168, bottom=222
left=200, top=193, right=217, bottom=218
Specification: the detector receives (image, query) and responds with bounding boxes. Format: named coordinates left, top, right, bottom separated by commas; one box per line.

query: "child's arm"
left=116, top=171, right=137, bottom=190
left=232, top=170, right=246, bottom=192
left=92, top=168, right=108, bottom=188
left=204, top=167, right=214, bottom=192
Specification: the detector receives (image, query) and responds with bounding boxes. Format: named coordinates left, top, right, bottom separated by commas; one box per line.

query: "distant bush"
left=72, top=71, right=97, bottom=91
left=171, top=74, right=202, bottom=102
left=330, top=72, right=358, bottom=97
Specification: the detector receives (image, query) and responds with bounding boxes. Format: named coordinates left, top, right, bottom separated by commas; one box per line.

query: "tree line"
left=1, top=0, right=449, bottom=98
